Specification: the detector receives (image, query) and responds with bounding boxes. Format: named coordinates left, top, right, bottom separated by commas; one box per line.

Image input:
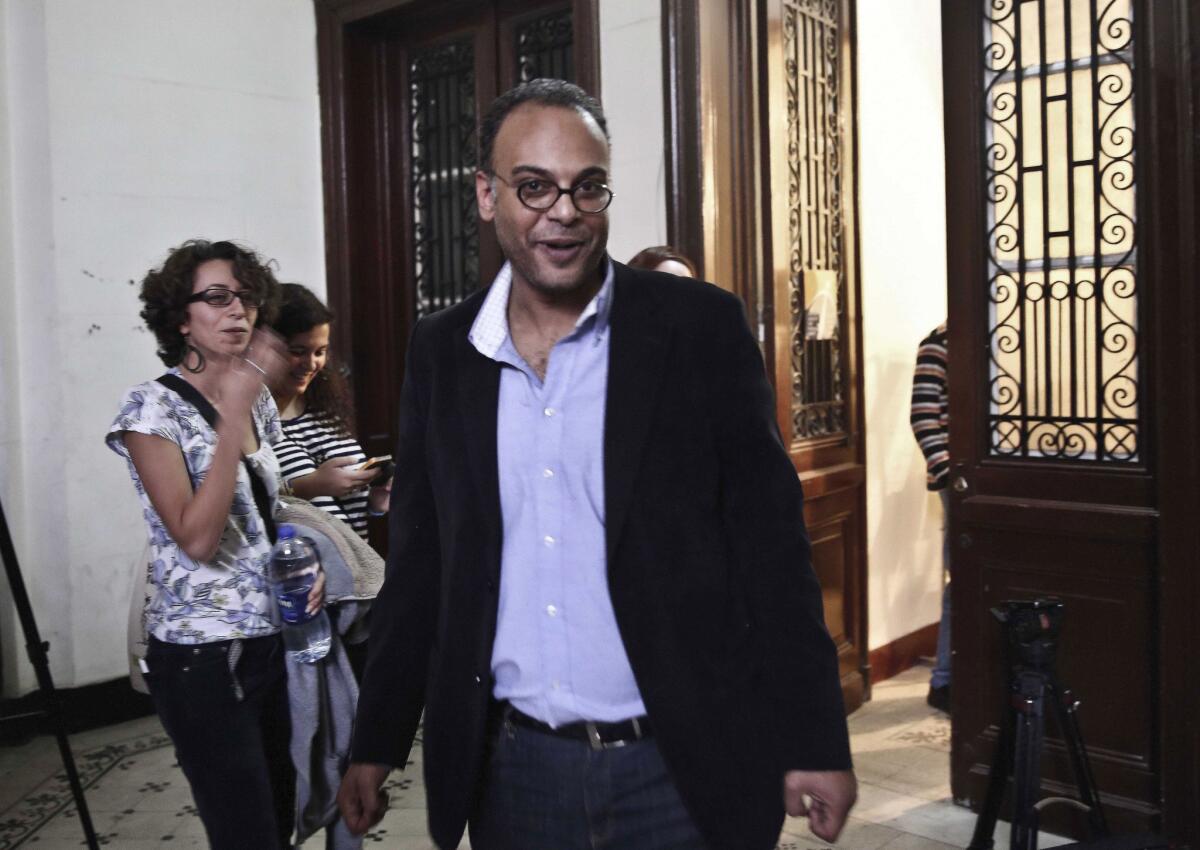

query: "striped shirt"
left=276, top=409, right=370, bottom=538
left=910, top=323, right=949, bottom=491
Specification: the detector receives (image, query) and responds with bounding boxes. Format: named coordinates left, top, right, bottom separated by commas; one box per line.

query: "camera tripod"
left=968, top=600, right=1109, bottom=850
left=0, top=494, right=99, bottom=849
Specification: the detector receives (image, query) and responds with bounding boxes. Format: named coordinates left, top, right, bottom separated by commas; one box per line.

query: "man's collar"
left=468, top=257, right=614, bottom=360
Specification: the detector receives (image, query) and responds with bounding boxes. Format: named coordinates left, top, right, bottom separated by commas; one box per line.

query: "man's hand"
left=783, top=769, right=857, bottom=842
left=337, top=762, right=392, bottom=835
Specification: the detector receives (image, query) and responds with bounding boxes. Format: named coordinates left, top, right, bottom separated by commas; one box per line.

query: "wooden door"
left=761, top=0, right=868, bottom=713
left=315, top=0, right=599, bottom=547
left=942, top=0, right=1199, bottom=836
left=662, top=0, right=868, bottom=713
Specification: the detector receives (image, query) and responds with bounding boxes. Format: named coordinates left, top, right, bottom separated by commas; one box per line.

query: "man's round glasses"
left=186, top=287, right=262, bottom=308
left=492, top=173, right=614, bottom=214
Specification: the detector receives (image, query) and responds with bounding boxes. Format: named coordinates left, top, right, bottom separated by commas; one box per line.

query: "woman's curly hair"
left=139, top=239, right=282, bottom=367
left=271, top=283, right=357, bottom=433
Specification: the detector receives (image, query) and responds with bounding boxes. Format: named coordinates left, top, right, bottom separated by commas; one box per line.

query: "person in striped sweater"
left=910, top=321, right=951, bottom=713
left=270, top=284, right=390, bottom=540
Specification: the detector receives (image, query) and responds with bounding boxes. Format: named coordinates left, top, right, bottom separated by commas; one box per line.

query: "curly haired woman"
left=106, top=239, right=317, bottom=849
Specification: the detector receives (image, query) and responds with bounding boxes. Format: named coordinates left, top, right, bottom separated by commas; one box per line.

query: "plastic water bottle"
left=269, top=524, right=331, bottom=663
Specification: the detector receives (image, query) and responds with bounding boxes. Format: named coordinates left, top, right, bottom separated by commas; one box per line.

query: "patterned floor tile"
left=1, top=665, right=1079, bottom=849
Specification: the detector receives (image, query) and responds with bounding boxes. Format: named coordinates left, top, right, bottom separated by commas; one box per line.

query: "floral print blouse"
left=106, top=369, right=283, bottom=644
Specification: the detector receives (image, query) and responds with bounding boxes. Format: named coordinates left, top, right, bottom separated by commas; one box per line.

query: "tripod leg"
left=1049, top=681, right=1109, bottom=837
left=47, top=694, right=101, bottom=847
left=969, top=689, right=1017, bottom=850
left=1010, top=672, right=1046, bottom=850
left=0, top=498, right=100, bottom=850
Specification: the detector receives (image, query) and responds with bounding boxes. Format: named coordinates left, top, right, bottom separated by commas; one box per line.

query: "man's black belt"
left=501, top=703, right=653, bottom=751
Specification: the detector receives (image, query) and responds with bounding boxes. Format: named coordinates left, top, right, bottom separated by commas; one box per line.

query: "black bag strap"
left=157, top=373, right=277, bottom=544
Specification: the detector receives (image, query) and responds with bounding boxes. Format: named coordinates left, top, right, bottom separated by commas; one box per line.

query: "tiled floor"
left=0, top=665, right=1072, bottom=849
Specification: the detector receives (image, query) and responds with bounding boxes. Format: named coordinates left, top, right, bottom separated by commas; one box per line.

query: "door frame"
left=1154, top=2, right=1200, bottom=838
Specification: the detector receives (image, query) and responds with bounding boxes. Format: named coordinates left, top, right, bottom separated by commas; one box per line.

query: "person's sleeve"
left=275, top=430, right=318, bottom=483
left=910, top=334, right=950, bottom=489
left=712, top=293, right=852, bottom=773
left=105, top=385, right=180, bottom=460
left=350, top=318, right=441, bottom=768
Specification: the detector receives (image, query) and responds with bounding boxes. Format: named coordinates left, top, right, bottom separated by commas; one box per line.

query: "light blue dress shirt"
left=468, top=259, right=646, bottom=727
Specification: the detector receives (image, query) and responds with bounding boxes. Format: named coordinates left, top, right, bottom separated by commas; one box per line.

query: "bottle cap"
left=277, top=524, right=295, bottom=540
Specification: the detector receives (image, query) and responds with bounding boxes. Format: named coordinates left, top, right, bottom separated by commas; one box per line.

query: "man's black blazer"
left=352, top=261, right=851, bottom=850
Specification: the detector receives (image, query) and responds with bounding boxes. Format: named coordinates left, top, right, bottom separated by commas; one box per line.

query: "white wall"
left=0, top=0, right=326, bottom=693
left=857, top=0, right=949, bottom=651
left=0, top=0, right=23, bottom=701
left=599, top=0, right=668, bottom=264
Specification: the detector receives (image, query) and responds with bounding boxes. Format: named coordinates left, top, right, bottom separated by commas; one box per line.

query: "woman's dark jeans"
left=144, top=634, right=294, bottom=849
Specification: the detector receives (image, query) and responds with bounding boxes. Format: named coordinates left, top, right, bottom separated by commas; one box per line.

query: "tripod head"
left=991, top=597, right=1064, bottom=674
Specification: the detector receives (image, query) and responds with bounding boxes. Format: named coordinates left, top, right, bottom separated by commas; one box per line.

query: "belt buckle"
left=586, top=721, right=624, bottom=751
left=586, top=718, right=641, bottom=751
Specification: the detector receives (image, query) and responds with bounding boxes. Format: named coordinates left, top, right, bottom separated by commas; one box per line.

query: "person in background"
left=626, top=244, right=697, bottom=278
left=107, top=239, right=308, bottom=849
left=910, top=321, right=951, bottom=713
left=269, top=284, right=390, bottom=541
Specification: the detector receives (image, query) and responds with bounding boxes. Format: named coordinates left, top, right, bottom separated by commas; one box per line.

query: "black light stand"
left=0, top=494, right=100, bottom=849
left=969, top=597, right=1107, bottom=850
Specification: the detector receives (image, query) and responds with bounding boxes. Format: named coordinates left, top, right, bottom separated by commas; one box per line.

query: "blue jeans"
left=144, top=634, right=294, bottom=849
left=469, top=713, right=707, bottom=850
left=932, top=488, right=952, bottom=688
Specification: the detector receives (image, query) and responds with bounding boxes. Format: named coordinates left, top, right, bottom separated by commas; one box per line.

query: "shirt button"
left=543, top=535, right=555, bottom=547
left=543, top=407, right=555, bottom=417
left=546, top=604, right=558, bottom=617
left=542, top=468, right=554, bottom=479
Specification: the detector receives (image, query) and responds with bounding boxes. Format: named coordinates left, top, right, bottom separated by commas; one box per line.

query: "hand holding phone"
left=357, top=455, right=395, bottom=486
left=356, top=455, right=393, bottom=472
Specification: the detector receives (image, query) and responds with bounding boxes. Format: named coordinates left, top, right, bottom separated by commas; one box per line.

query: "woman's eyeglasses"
left=185, top=287, right=262, bottom=308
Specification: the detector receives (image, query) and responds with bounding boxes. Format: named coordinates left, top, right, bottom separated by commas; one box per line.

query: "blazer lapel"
left=454, top=327, right=503, bottom=579
left=604, top=265, right=671, bottom=565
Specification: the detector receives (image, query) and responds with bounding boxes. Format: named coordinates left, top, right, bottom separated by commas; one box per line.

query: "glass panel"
left=515, top=8, right=574, bottom=83
left=410, top=39, right=479, bottom=317
left=782, top=0, right=847, bottom=441
left=983, top=0, right=1138, bottom=462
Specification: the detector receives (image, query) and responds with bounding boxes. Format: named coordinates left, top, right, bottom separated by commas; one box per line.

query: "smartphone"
left=356, top=455, right=393, bottom=472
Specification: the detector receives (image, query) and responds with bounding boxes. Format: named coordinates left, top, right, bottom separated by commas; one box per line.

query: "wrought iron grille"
left=410, top=40, right=479, bottom=317
left=782, top=0, right=846, bottom=441
left=983, top=0, right=1138, bottom=462
left=516, top=8, right=574, bottom=82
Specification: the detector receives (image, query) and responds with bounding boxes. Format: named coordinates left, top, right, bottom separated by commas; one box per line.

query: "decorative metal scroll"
left=516, top=8, right=574, bottom=82
left=410, top=40, right=480, bottom=317
left=782, top=0, right=846, bottom=441
left=983, top=0, right=1138, bottom=461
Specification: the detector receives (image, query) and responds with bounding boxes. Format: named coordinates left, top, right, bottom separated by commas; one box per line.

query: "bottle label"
left=275, top=584, right=313, bottom=625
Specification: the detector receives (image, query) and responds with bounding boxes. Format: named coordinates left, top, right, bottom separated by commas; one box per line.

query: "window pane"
left=516, top=9, right=574, bottom=83
left=411, top=40, right=480, bottom=317
left=984, top=0, right=1138, bottom=461
left=783, top=0, right=847, bottom=441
